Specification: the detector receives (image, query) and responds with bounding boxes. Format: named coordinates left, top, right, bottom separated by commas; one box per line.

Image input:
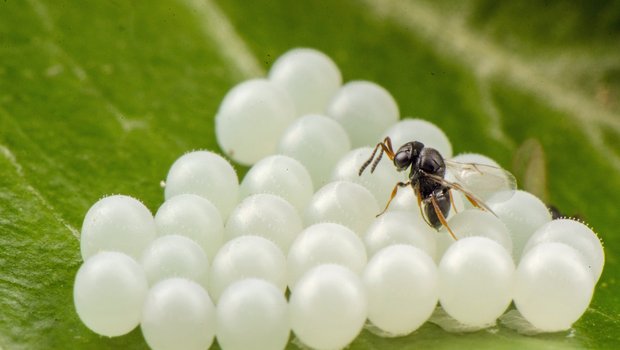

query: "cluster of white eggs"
left=74, top=48, right=605, bottom=350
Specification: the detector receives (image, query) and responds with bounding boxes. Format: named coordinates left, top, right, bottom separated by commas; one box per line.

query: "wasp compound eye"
left=393, top=142, right=424, bottom=171
left=394, top=147, right=412, bottom=170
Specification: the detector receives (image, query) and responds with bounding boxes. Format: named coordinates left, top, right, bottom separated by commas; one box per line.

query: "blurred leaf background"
left=1, top=0, right=619, bottom=349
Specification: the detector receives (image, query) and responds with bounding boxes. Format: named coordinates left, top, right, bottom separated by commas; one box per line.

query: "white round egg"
left=523, top=219, right=604, bottom=282
left=436, top=209, right=512, bottom=260
left=287, top=223, right=367, bottom=290
left=514, top=242, right=594, bottom=332
left=154, top=193, right=224, bottom=261
left=208, top=235, right=287, bottom=302
left=363, top=244, right=438, bottom=336
left=239, top=155, right=313, bottom=214
left=487, top=190, right=552, bottom=259
left=382, top=118, right=452, bottom=159
left=215, top=79, right=296, bottom=165
left=327, top=80, right=399, bottom=148
left=74, top=252, right=148, bottom=336
left=304, top=180, right=379, bottom=236
left=364, top=210, right=436, bottom=260
left=164, top=150, right=239, bottom=219
left=269, top=48, right=342, bottom=115
left=216, top=278, right=289, bottom=350
left=438, top=237, right=514, bottom=327
left=141, top=235, right=209, bottom=288
left=80, top=195, right=156, bottom=260
left=277, top=114, right=351, bottom=188
left=289, top=264, right=367, bottom=350
left=331, top=146, right=403, bottom=205
left=225, top=193, right=303, bottom=253
left=141, top=278, right=216, bottom=350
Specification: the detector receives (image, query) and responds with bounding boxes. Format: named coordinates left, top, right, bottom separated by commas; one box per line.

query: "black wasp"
left=359, top=137, right=516, bottom=240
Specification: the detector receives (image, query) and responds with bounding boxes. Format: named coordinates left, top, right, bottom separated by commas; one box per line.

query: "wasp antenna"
left=360, top=138, right=396, bottom=176
left=382, top=137, right=396, bottom=160
left=370, top=149, right=384, bottom=173
left=359, top=142, right=381, bottom=176
left=358, top=153, right=375, bottom=176
left=384, top=136, right=394, bottom=152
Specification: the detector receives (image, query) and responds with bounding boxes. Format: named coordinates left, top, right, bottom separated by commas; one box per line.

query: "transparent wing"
left=423, top=172, right=497, bottom=214
left=444, top=160, right=517, bottom=202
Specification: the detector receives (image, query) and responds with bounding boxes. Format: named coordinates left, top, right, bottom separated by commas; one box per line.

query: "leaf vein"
left=27, top=0, right=148, bottom=134
left=179, top=0, right=265, bottom=80
left=0, top=144, right=80, bottom=240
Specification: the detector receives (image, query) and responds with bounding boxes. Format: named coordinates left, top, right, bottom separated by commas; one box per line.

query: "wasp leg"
left=431, top=195, right=458, bottom=241
left=464, top=193, right=484, bottom=210
left=377, top=181, right=410, bottom=217
left=448, top=189, right=458, bottom=214
left=359, top=137, right=396, bottom=175
left=416, top=188, right=434, bottom=227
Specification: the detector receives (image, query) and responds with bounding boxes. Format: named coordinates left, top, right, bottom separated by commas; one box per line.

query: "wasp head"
left=394, top=141, right=424, bottom=171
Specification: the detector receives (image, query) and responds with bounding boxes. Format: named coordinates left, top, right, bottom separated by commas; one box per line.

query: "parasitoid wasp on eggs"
left=359, top=136, right=517, bottom=240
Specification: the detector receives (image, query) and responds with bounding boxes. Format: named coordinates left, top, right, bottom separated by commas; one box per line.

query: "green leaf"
left=1, top=0, right=619, bottom=349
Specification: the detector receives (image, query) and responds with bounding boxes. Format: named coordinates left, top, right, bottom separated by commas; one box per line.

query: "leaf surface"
left=1, top=0, right=619, bottom=349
